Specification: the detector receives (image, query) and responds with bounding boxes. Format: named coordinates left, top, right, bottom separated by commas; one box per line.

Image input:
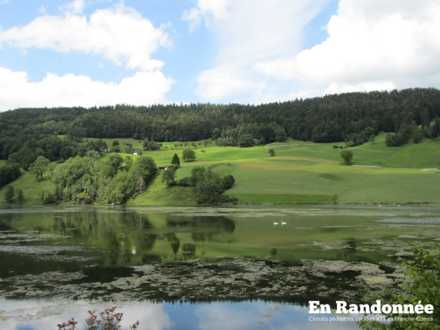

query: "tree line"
left=1, top=88, right=440, bottom=169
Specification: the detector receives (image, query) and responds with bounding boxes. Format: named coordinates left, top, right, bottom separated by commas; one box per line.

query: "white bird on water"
left=281, top=221, right=287, bottom=226
left=273, top=222, right=279, bottom=226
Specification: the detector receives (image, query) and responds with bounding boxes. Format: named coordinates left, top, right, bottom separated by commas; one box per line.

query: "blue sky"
left=0, top=0, right=439, bottom=110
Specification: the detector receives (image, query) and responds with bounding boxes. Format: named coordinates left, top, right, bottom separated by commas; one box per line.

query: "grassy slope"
left=133, top=134, right=440, bottom=205
left=2, top=135, right=440, bottom=206
left=0, top=172, right=55, bottom=206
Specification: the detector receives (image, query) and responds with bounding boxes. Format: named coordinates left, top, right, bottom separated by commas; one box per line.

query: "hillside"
left=2, top=134, right=440, bottom=206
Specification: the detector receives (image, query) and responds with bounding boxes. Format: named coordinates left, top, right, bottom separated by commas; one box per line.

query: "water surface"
left=1, top=206, right=439, bottom=329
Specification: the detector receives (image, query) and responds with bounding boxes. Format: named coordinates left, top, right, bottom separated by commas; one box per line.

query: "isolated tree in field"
left=340, top=150, right=353, bottom=165
left=162, top=166, right=176, bottom=187
left=30, top=155, right=50, bottom=181
left=4, top=186, right=15, bottom=203
left=182, top=149, right=196, bottom=162
left=268, top=148, right=275, bottom=157
left=171, top=153, right=180, bottom=168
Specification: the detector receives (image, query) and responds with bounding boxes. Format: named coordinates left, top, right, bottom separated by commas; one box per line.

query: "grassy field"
left=129, top=134, right=440, bottom=205
left=2, top=134, right=440, bottom=206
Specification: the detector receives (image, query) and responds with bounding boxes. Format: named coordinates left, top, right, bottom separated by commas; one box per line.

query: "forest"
left=1, top=88, right=440, bottom=184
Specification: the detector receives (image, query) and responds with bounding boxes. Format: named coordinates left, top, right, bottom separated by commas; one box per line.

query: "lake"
left=1, top=206, right=440, bottom=329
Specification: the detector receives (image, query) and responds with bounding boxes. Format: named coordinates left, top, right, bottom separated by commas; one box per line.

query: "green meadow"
left=132, top=134, right=440, bottom=205
left=2, top=134, right=440, bottom=206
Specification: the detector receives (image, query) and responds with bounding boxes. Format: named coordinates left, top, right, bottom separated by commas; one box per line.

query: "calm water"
left=1, top=206, right=440, bottom=329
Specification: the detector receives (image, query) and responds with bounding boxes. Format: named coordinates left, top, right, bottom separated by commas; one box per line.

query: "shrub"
left=238, top=134, right=255, bottom=147
left=182, top=243, right=196, bottom=257
left=222, top=175, right=235, bottom=190
left=268, top=148, right=275, bottom=157
left=340, top=150, right=353, bottom=165
left=162, top=166, right=176, bottom=187
left=182, top=149, right=196, bottom=162
left=30, top=156, right=50, bottom=181
left=143, top=139, right=161, bottom=151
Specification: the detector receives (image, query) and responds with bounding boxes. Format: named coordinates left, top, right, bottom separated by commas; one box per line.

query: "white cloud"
left=182, top=0, right=228, bottom=30
left=0, top=6, right=170, bottom=71
left=258, top=0, right=440, bottom=93
left=0, top=4, right=174, bottom=110
left=64, top=0, right=86, bottom=14
left=0, top=66, right=173, bottom=111
left=186, top=0, right=327, bottom=102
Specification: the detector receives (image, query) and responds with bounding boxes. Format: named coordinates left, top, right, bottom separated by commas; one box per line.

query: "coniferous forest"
left=1, top=88, right=440, bottom=171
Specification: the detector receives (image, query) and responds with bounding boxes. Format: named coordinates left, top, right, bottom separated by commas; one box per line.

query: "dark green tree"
left=171, top=153, right=180, bottom=168
left=222, top=175, right=235, bottom=190
left=143, top=139, right=161, bottom=151
left=182, top=149, right=196, bottom=162
left=340, top=150, right=353, bottom=165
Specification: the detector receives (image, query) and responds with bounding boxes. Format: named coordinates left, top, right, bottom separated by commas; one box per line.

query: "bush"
left=189, top=167, right=236, bottom=205
left=143, top=139, right=161, bottom=151
left=385, top=123, right=414, bottom=147
left=238, top=134, right=255, bottom=147
left=360, top=248, right=440, bottom=329
left=222, top=175, right=235, bottom=190
left=340, top=150, right=353, bottom=165
left=182, top=149, right=196, bottom=162
left=111, top=140, right=121, bottom=153
left=30, top=155, right=50, bottom=181
left=41, top=189, right=59, bottom=204
left=413, top=127, right=424, bottom=144
left=182, top=243, right=196, bottom=257
left=162, top=166, right=176, bottom=187
left=268, top=148, right=275, bottom=157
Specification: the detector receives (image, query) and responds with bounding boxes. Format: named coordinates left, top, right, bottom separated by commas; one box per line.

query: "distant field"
left=2, top=134, right=440, bottom=206
left=130, top=134, right=440, bottom=205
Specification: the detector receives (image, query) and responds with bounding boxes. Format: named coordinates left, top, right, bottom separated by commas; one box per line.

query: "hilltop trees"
left=2, top=89, right=440, bottom=163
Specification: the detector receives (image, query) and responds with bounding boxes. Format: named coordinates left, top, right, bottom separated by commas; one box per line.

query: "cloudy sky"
left=0, top=0, right=439, bottom=110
